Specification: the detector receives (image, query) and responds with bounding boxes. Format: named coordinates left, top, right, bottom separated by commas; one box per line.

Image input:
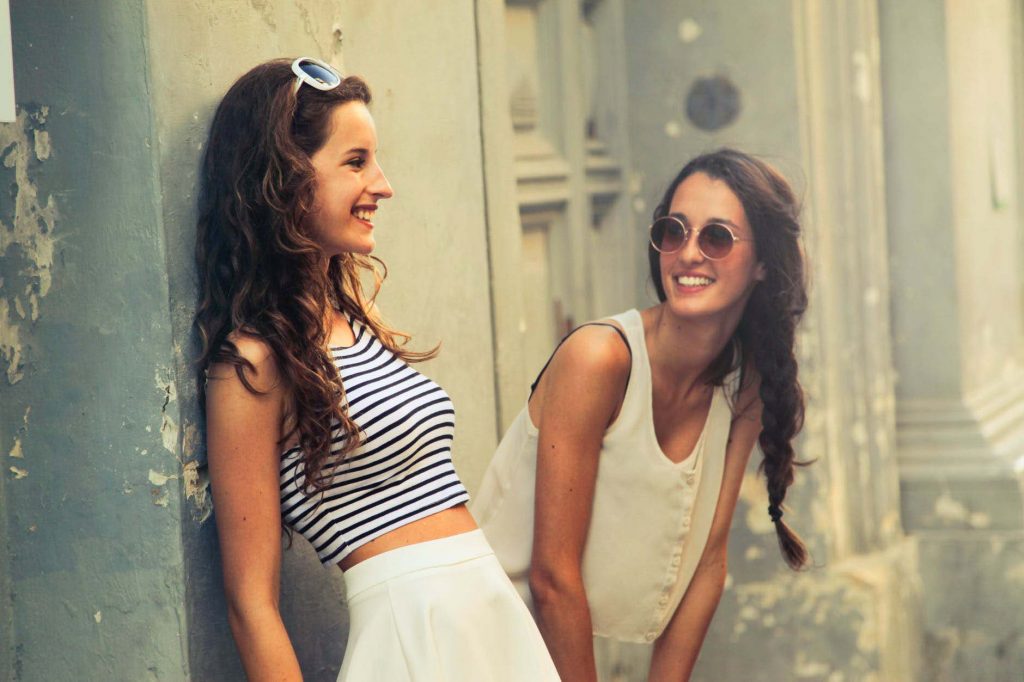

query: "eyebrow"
left=344, top=147, right=371, bottom=155
left=668, top=211, right=741, bottom=230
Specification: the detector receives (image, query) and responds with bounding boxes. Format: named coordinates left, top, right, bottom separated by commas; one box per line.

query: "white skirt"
left=338, top=529, right=560, bottom=682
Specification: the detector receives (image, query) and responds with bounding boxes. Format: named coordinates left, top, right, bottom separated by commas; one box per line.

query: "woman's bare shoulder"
left=552, top=322, right=631, bottom=376
left=206, top=331, right=283, bottom=393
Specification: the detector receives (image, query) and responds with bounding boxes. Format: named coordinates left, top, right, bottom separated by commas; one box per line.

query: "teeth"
left=353, top=208, right=374, bottom=221
left=676, top=275, right=713, bottom=287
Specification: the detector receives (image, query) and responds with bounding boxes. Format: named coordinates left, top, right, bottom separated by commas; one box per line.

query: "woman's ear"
left=755, top=262, right=767, bottom=281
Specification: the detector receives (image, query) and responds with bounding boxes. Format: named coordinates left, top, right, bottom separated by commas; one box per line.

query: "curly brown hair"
left=195, top=58, right=435, bottom=493
left=649, top=149, right=810, bottom=569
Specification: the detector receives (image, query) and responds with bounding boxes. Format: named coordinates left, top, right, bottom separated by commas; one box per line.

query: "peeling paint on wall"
left=851, top=50, right=871, bottom=104
left=678, top=19, right=702, bottom=44
left=181, top=420, right=201, bottom=457
left=739, top=471, right=774, bottom=534
left=7, top=406, right=31, bottom=462
left=151, top=487, right=169, bottom=507
left=33, top=130, right=50, bottom=161
left=155, top=367, right=179, bottom=455
left=148, top=469, right=175, bottom=487
left=248, top=0, right=276, bottom=29
left=182, top=459, right=212, bottom=524
left=296, top=4, right=343, bottom=65
left=794, top=652, right=830, bottom=677
left=0, top=107, right=59, bottom=384
left=933, top=490, right=969, bottom=524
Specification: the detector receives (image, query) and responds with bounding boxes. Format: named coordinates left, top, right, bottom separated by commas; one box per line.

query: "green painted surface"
left=1, top=1, right=189, bottom=679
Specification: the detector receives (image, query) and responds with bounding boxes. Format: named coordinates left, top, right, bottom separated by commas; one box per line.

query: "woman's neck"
left=644, top=304, right=739, bottom=395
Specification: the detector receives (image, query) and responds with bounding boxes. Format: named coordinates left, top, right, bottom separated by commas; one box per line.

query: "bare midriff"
left=337, top=504, right=478, bottom=572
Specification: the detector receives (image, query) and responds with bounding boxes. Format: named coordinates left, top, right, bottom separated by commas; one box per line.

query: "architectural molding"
left=513, top=130, right=571, bottom=210
left=896, top=369, right=1024, bottom=480
left=584, top=137, right=622, bottom=217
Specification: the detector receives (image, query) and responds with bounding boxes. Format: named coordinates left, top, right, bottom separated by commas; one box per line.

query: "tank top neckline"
left=522, top=309, right=724, bottom=470
left=329, top=312, right=366, bottom=355
left=623, top=308, right=721, bottom=471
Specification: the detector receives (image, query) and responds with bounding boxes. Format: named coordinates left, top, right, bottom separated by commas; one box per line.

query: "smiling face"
left=659, top=171, right=765, bottom=324
left=306, top=101, right=393, bottom=257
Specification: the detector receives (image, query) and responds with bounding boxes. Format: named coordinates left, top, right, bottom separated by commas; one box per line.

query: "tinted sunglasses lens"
left=698, top=224, right=736, bottom=259
left=298, top=61, right=340, bottom=88
left=651, top=218, right=686, bottom=252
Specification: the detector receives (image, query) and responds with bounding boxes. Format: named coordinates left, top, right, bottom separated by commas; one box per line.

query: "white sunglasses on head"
left=291, top=57, right=342, bottom=94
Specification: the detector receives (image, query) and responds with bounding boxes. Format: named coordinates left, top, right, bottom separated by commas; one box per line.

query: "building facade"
left=2, top=1, right=1022, bottom=679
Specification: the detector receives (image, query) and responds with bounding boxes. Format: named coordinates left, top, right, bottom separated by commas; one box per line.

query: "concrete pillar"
left=1, top=1, right=190, bottom=678
left=880, top=0, right=1024, bottom=677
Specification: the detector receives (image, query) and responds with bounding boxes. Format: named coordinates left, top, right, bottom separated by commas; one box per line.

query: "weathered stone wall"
left=1, top=1, right=190, bottom=678
left=881, top=0, right=1024, bottom=678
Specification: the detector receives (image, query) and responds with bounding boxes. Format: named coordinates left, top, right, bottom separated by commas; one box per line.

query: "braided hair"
left=648, top=149, right=809, bottom=569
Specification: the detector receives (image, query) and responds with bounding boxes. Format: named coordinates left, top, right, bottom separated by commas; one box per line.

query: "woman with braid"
left=472, top=148, right=809, bottom=682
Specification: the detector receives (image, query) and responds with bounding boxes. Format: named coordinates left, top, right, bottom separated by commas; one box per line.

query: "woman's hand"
left=206, top=336, right=303, bottom=681
left=528, top=324, right=631, bottom=682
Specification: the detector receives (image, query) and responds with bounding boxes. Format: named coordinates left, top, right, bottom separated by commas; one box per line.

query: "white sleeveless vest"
left=471, top=309, right=739, bottom=643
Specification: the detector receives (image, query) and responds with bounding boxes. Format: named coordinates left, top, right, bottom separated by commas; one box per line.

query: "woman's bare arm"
left=205, top=336, right=303, bottom=681
left=647, top=384, right=763, bottom=682
left=528, top=325, right=632, bottom=682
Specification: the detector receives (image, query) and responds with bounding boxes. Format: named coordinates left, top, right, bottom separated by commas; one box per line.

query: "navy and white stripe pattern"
left=280, top=317, right=469, bottom=566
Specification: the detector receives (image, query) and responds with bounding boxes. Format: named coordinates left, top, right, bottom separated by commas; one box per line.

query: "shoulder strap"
left=529, top=322, right=633, bottom=398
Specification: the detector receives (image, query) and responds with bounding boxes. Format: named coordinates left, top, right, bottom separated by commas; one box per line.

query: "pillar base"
left=898, top=371, right=1024, bottom=532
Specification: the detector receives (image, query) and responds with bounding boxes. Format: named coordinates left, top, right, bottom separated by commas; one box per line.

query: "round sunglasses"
left=648, top=215, right=753, bottom=260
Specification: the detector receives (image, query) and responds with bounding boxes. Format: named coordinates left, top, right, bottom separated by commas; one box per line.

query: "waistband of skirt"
left=343, top=529, right=494, bottom=598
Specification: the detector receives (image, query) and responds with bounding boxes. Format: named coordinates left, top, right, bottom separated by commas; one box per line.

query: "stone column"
left=1, top=1, right=190, bottom=678
left=880, top=0, right=1024, bottom=678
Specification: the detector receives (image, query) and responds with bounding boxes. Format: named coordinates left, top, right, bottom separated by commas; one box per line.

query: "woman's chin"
left=332, top=241, right=375, bottom=258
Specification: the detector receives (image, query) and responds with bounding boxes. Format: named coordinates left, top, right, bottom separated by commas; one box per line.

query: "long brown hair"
left=649, top=149, right=810, bottom=569
left=195, top=58, right=435, bottom=492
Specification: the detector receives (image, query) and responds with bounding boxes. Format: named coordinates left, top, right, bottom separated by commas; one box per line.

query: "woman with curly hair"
left=196, top=57, right=558, bottom=681
left=473, top=148, right=809, bottom=681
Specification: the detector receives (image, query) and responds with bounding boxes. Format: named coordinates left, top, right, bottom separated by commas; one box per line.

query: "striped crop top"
left=279, top=316, right=470, bottom=566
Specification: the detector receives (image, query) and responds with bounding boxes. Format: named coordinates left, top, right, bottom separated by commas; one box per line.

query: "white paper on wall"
left=0, top=0, right=14, bottom=123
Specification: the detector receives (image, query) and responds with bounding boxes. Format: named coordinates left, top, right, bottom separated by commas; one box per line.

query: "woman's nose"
left=371, top=164, right=394, bottom=199
left=677, top=227, right=705, bottom=263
